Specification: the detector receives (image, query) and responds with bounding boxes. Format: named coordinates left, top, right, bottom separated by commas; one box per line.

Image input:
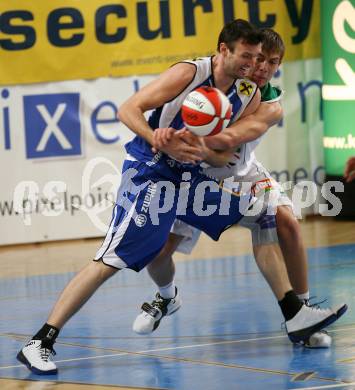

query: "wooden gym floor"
left=0, top=216, right=355, bottom=390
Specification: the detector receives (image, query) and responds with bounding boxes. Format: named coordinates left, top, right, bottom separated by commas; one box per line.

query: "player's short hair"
left=217, top=19, right=262, bottom=52
left=259, top=28, right=285, bottom=62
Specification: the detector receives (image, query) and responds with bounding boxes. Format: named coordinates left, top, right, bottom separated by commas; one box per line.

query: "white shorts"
left=173, top=160, right=293, bottom=254
left=170, top=219, right=202, bottom=254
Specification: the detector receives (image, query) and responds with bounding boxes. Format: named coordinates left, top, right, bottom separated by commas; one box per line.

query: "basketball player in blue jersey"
left=132, top=29, right=347, bottom=348
left=17, top=21, right=344, bottom=375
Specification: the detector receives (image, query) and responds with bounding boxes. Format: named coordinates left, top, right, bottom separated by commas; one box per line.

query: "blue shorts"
left=94, top=158, right=249, bottom=271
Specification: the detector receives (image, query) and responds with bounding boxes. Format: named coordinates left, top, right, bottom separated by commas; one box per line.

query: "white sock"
left=297, top=291, right=310, bottom=303
left=159, top=281, right=176, bottom=299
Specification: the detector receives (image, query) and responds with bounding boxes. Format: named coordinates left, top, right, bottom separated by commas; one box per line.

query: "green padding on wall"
left=321, top=0, right=355, bottom=175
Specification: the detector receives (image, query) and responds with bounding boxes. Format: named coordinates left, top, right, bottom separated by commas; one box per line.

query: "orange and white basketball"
left=181, top=86, right=232, bottom=136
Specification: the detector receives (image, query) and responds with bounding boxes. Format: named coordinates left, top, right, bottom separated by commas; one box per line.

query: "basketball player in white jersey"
left=17, top=21, right=345, bottom=375
left=133, top=29, right=343, bottom=348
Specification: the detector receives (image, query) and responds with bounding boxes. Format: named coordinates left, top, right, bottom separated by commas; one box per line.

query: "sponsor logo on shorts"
left=147, top=151, right=163, bottom=166
left=141, top=183, right=157, bottom=213
left=135, top=213, right=147, bottom=227
left=251, top=178, right=273, bottom=196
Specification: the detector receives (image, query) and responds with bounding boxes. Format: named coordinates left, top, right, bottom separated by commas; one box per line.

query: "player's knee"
left=148, top=242, right=175, bottom=271
left=148, top=251, right=173, bottom=271
left=276, top=206, right=300, bottom=239
left=92, top=259, right=119, bottom=281
left=153, top=233, right=182, bottom=263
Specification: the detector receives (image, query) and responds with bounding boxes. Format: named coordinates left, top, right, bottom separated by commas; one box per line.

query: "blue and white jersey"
left=203, top=84, right=283, bottom=180
left=125, top=56, right=258, bottom=173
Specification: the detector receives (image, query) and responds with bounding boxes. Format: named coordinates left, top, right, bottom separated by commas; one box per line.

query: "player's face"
left=251, top=51, right=281, bottom=87
left=222, top=40, right=262, bottom=79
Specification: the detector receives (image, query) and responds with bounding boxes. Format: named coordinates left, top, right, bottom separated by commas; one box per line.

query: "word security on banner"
left=0, top=0, right=320, bottom=85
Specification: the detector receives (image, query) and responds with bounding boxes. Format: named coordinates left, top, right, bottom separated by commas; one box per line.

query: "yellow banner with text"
left=0, top=0, right=320, bottom=85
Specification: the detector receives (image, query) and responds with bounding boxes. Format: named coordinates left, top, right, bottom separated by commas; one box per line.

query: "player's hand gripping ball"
left=181, top=86, right=232, bottom=136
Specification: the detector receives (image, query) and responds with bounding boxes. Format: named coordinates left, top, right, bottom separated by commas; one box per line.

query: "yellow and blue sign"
left=0, top=0, right=321, bottom=85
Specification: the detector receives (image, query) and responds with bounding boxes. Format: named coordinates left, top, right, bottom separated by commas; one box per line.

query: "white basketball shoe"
left=286, top=303, right=347, bottom=343
left=17, top=339, right=57, bottom=375
left=293, top=298, right=337, bottom=348
left=133, top=288, right=182, bottom=334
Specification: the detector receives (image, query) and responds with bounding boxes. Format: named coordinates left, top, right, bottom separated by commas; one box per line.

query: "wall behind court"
left=0, top=0, right=325, bottom=245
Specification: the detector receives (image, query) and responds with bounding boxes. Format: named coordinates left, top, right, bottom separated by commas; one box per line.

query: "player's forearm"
left=203, top=120, right=268, bottom=150
left=204, top=148, right=234, bottom=167
left=205, top=102, right=283, bottom=150
left=223, top=119, right=269, bottom=147
left=202, top=118, right=269, bottom=150
left=118, top=102, right=154, bottom=145
left=203, top=133, right=237, bottom=150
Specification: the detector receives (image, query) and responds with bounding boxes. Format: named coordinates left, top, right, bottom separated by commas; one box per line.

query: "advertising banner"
left=0, top=58, right=326, bottom=245
left=0, top=0, right=320, bottom=85
left=321, top=0, right=355, bottom=175
left=0, top=76, right=144, bottom=244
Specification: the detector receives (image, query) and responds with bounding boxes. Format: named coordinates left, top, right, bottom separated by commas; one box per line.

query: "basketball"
left=181, top=86, right=232, bottom=136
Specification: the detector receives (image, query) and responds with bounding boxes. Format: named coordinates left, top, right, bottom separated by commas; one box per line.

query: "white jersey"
left=202, top=86, right=283, bottom=180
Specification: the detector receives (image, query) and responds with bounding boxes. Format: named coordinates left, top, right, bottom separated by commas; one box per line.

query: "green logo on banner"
left=321, top=0, right=355, bottom=175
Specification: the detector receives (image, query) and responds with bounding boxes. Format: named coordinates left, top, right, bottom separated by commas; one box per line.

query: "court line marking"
left=2, top=323, right=355, bottom=365
left=0, top=349, right=342, bottom=385
left=291, top=371, right=317, bottom=382
left=0, top=376, right=168, bottom=390
left=3, top=321, right=355, bottom=342
left=337, top=356, right=355, bottom=363
left=0, top=324, right=353, bottom=366
left=294, top=382, right=355, bottom=389
left=3, top=323, right=355, bottom=346
left=0, top=333, right=293, bottom=370
left=0, top=332, right=347, bottom=384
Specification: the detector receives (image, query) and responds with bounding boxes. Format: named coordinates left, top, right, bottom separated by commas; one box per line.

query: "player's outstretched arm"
left=205, top=97, right=283, bottom=150
left=228, top=101, right=283, bottom=145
